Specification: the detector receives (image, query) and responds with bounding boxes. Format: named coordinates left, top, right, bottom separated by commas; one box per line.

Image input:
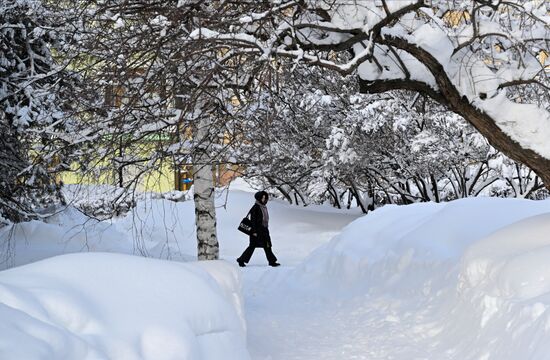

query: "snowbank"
left=294, top=197, right=550, bottom=293
left=0, top=253, right=250, bottom=360
left=446, top=213, right=550, bottom=359
left=460, top=213, right=550, bottom=301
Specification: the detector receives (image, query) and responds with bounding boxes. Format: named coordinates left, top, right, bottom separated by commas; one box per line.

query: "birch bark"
left=193, top=114, right=219, bottom=260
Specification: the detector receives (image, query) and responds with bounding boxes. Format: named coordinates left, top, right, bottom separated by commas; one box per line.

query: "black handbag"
left=237, top=207, right=254, bottom=235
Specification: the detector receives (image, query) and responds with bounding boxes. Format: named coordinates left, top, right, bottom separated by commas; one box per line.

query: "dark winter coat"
left=248, top=203, right=272, bottom=248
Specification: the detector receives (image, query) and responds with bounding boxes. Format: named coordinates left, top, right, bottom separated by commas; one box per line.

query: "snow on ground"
left=0, top=253, right=249, bottom=360
left=2, top=180, right=550, bottom=359
left=0, top=179, right=360, bottom=360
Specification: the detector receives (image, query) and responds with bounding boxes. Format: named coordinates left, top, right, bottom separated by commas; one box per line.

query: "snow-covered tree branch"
left=190, top=0, right=550, bottom=187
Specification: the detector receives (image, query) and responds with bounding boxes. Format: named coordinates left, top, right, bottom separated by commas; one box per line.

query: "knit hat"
left=254, top=191, right=268, bottom=202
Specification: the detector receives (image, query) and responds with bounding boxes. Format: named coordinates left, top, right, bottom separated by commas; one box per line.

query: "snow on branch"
left=191, top=0, right=550, bottom=184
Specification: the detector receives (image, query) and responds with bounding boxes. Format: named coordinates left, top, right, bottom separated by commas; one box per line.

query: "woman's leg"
left=238, top=246, right=256, bottom=263
left=263, top=247, right=278, bottom=264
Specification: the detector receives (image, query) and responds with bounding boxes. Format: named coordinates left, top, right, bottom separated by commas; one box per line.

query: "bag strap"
left=245, top=205, right=254, bottom=219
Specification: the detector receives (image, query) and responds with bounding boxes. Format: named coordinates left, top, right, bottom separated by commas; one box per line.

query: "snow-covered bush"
left=63, top=185, right=137, bottom=220
left=236, top=64, right=548, bottom=212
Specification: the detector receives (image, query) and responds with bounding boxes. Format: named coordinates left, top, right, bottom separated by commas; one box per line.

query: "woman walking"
left=237, top=191, right=280, bottom=267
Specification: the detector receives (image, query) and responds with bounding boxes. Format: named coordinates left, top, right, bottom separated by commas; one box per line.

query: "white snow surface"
left=0, top=254, right=249, bottom=360
left=3, top=180, right=550, bottom=359
left=0, top=178, right=356, bottom=269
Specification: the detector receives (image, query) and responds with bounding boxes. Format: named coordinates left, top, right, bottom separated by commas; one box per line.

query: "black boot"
left=269, top=262, right=280, bottom=267
left=236, top=258, right=246, bottom=267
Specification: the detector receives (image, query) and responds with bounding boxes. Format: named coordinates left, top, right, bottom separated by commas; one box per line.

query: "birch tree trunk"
left=193, top=114, right=219, bottom=260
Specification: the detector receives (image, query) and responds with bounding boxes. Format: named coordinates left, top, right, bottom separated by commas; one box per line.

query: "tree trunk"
left=327, top=181, right=341, bottom=209
left=430, top=174, right=440, bottom=203
left=117, top=139, right=124, bottom=188
left=348, top=179, right=369, bottom=213
left=193, top=115, right=219, bottom=261
left=290, top=184, right=308, bottom=206
left=266, top=176, right=293, bottom=204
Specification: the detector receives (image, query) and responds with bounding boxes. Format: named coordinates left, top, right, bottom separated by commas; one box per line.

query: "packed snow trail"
left=220, top=193, right=373, bottom=359
left=238, top=247, right=441, bottom=359
left=242, top=268, right=435, bottom=360
left=231, top=216, right=421, bottom=360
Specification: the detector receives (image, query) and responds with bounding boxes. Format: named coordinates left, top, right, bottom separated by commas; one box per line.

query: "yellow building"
left=61, top=158, right=241, bottom=193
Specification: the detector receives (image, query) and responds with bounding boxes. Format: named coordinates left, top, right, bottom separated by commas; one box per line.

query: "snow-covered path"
left=243, top=267, right=415, bottom=360
left=233, top=209, right=427, bottom=360
left=244, top=284, right=432, bottom=360
left=241, top=264, right=442, bottom=360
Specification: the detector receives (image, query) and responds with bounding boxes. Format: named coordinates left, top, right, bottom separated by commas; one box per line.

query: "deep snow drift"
left=0, top=253, right=249, bottom=360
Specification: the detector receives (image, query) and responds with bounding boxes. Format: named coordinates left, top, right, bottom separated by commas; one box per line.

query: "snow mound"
left=445, top=213, right=550, bottom=359
left=460, top=213, right=550, bottom=301
left=0, top=253, right=250, bottom=360
left=294, top=197, right=550, bottom=294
